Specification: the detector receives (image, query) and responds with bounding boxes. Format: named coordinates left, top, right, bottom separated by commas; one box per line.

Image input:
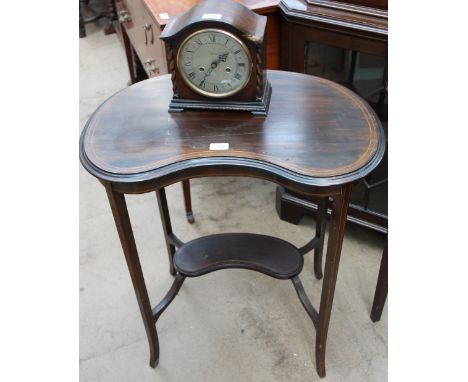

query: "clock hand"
left=218, top=52, right=229, bottom=62
left=202, top=58, right=220, bottom=80
left=202, top=65, right=214, bottom=81
left=199, top=52, right=230, bottom=86
left=198, top=62, right=216, bottom=87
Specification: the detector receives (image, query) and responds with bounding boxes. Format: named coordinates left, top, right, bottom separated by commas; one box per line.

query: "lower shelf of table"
left=173, top=233, right=303, bottom=279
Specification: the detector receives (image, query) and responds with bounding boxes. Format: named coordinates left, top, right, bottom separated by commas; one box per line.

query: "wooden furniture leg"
left=122, top=27, right=138, bottom=85
left=182, top=179, right=195, bottom=223
left=152, top=273, right=186, bottom=323
left=315, top=185, right=351, bottom=378
left=103, top=0, right=116, bottom=35
left=79, top=1, right=86, bottom=38
left=156, top=188, right=177, bottom=276
left=291, top=275, right=319, bottom=327
left=275, top=186, right=305, bottom=224
left=105, top=184, right=160, bottom=367
left=371, top=235, right=388, bottom=322
left=79, top=0, right=102, bottom=38
left=314, top=197, right=328, bottom=280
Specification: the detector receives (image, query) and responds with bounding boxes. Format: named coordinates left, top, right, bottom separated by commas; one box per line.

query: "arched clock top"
left=160, top=0, right=267, bottom=44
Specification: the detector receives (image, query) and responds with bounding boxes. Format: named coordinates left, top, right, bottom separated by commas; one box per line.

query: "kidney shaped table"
left=80, top=70, right=385, bottom=378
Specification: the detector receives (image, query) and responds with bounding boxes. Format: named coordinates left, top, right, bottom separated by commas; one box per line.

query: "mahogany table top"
left=80, top=70, right=384, bottom=190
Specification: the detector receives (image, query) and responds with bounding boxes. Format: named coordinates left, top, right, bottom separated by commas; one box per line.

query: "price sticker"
left=209, top=143, right=229, bottom=150
left=202, top=13, right=223, bottom=20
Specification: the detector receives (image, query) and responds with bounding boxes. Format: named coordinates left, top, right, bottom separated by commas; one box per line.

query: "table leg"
left=79, top=2, right=86, bottom=38
left=181, top=180, right=195, bottom=224
left=313, top=197, right=328, bottom=280
left=156, top=188, right=176, bottom=276
left=315, top=185, right=351, bottom=378
left=371, top=235, right=388, bottom=322
left=105, top=185, right=160, bottom=367
left=122, top=27, right=138, bottom=85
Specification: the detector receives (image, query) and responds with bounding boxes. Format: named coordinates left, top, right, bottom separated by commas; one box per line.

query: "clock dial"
left=177, top=29, right=252, bottom=98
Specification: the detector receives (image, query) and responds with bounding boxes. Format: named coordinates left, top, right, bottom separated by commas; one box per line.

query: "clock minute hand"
left=203, top=58, right=220, bottom=80
left=201, top=51, right=229, bottom=84
left=199, top=60, right=217, bottom=87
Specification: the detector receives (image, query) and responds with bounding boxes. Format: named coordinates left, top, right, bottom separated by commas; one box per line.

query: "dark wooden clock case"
left=160, top=0, right=272, bottom=116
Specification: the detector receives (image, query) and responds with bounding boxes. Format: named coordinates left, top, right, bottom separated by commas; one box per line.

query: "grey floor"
left=79, top=21, right=387, bottom=382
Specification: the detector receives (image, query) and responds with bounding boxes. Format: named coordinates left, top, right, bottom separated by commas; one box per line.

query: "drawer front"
left=115, top=0, right=167, bottom=78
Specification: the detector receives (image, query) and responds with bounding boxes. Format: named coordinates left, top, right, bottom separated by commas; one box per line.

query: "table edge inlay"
left=82, top=71, right=381, bottom=180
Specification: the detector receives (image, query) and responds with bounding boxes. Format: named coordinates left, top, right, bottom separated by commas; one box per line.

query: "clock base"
left=168, top=81, right=272, bottom=116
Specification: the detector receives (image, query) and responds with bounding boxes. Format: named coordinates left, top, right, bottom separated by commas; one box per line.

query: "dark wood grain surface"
left=160, top=0, right=267, bottom=42
left=280, top=0, right=387, bottom=37
left=80, top=70, right=384, bottom=187
left=174, top=233, right=303, bottom=278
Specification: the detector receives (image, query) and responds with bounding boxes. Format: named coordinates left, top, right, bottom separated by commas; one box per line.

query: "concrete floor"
left=79, top=21, right=387, bottom=382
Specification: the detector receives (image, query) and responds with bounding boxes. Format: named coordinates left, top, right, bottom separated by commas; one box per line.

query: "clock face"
left=177, top=29, right=252, bottom=98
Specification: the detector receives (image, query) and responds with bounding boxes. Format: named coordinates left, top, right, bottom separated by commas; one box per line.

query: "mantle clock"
left=160, top=0, right=272, bottom=116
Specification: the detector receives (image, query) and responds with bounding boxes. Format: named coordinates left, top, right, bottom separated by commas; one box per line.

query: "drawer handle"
left=118, top=10, right=131, bottom=24
left=144, top=23, right=154, bottom=45
left=144, top=59, right=159, bottom=75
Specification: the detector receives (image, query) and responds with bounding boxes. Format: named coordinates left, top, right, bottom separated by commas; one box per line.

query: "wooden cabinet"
left=277, top=0, right=388, bottom=233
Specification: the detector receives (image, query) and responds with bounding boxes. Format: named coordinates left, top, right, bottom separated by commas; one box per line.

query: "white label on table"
left=159, top=13, right=170, bottom=20
left=210, top=143, right=229, bottom=150
left=202, top=13, right=223, bottom=20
